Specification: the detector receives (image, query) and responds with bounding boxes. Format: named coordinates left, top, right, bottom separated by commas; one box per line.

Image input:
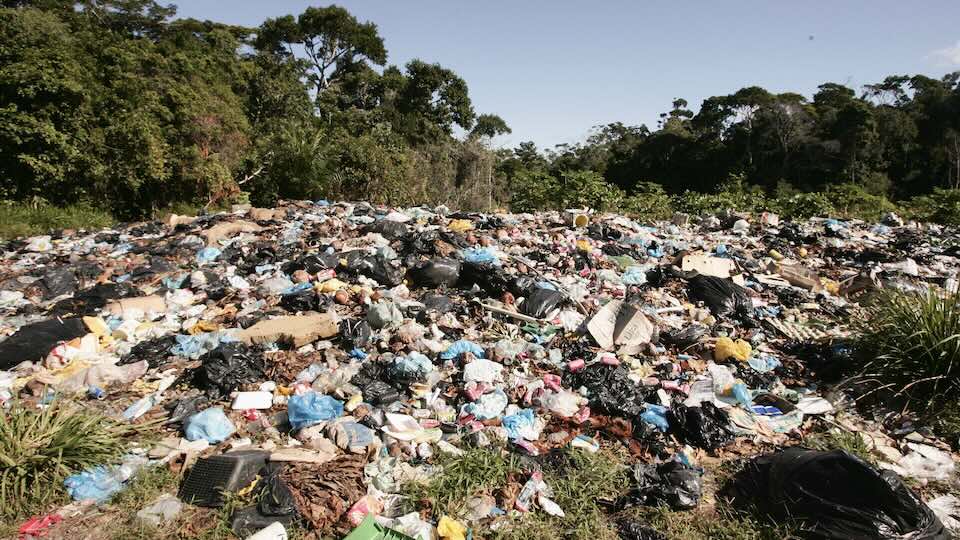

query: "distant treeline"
left=1, top=1, right=959, bottom=222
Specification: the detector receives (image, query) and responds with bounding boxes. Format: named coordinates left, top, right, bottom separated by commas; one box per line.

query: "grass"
left=405, top=445, right=523, bottom=520
left=406, top=446, right=801, bottom=540
left=804, top=427, right=876, bottom=464
left=0, top=401, right=139, bottom=522
left=926, top=400, right=960, bottom=446
left=625, top=505, right=799, bottom=540
left=0, top=200, right=114, bottom=239
left=855, top=289, right=960, bottom=410
left=493, top=449, right=628, bottom=540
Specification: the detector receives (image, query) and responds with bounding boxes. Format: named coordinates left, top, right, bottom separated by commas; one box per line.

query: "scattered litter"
left=2, top=202, right=958, bottom=538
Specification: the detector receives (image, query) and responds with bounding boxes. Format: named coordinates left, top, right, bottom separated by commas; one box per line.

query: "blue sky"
left=175, top=1, right=960, bottom=150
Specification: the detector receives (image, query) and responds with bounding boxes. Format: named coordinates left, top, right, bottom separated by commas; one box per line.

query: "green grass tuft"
left=0, top=200, right=114, bottom=239
left=855, top=290, right=960, bottom=409
left=627, top=505, right=799, bottom=540
left=493, top=449, right=627, bottom=540
left=0, top=401, right=138, bottom=522
left=804, top=428, right=876, bottom=464
left=405, top=445, right=523, bottom=520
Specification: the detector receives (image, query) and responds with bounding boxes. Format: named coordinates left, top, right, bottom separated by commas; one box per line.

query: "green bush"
left=825, top=183, right=900, bottom=221
left=558, top=170, right=624, bottom=211
left=622, top=181, right=674, bottom=221
left=0, top=200, right=114, bottom=239
left=508, top=169, right=624, bottom=212
left=509, top=169, right=558, bottom=212
left=776, top=192, right=836, bottom=219
left=855, top=290, right=960, bottom=409
left=673, top=175, right=775, bottom=217
left=906, top=188, right=960, bottom=225
left=0, top=402, right=137, bottom=521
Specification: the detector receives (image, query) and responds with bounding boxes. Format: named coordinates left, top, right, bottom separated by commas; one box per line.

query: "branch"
left=237, top=164, right=266, bottom=186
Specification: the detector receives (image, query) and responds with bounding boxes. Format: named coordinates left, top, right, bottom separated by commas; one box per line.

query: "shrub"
left=0, top=402, right=137, bottom=520
left=673, top=175, right=774, bottom=217
left=855, top=290, right=960, bottom=409
left=0, top=200, right=114, bottom=239
left=825, top=183, right=900, bottom=222
left=906, top=188, right=960, bottom=225
left=622, top=181, right=674, bottom=221
left=509, top=169, right=559, bottom=212
left=558, top=170, right=624, bottom=211
left=776, top=192, right=836, bottom=219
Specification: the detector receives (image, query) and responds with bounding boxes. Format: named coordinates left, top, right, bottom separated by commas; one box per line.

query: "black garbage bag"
left=459, top=261, right=512, bottom=297
left=509, top=275, right=539, bottom=297
left=340, top=319, right=371, bottom=350
left=165, top=394, right=210, bottom=425
left=667, top=402, right=735, bottom=451
left=281, top=253, right=338, bottom=275
left=616, top=520, right=667, bottom=540
left=409, top=257, right=460, bottom=287
left=39, top=266, right=77, bottom=299
left=347, top=254, right=404, bottom=287
left=279, top=289, right=324, bottom=313
left=258, top=464, right=297, bottom=517
left=782, top=339, right=856, bottom=382
left=119, top=335, right=177, bottom=367
left=363, top=219, right=408, bottom=240
left=50, top=282, right=139, bottom=316
left=0, top=317, right=88, bottom=370
left=687, top=275, right=751, bottom=319
left=563, top=364, right=650, bottom=418
left=193, top=343, right=266, bottom=400
left=362, top=380, right=400, bottom=405
left=615, top=460, right=702, bottom=511
left=632, top=420, right=671, bottom=459
left=727, top=449, right=947, bottom=540
left=422, top=293, right=454, bottom=313
left=660, top=324, right=708, bottom=349
left=519, top=287, right=565, bottom=318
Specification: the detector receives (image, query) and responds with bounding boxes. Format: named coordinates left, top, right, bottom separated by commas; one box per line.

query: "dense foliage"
left=1, top=1, right=959, bottom=224
left=502, top=77, right=960, bottom=222
left=0, top=0, right=509, bottom=219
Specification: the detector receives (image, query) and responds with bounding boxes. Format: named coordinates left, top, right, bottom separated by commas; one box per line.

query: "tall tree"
left=256, top=6, right=387, bottom=97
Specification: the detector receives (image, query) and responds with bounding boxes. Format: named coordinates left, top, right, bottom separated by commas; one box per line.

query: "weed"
left=405, top=446, right=522, bottom=519
left=0, top=401, right=139, bottom=522
left=854, top=289, right=960, bottom=409
left=804, top=428, right=876, bottom=464
left=625, top=505, right=799, bottom=540
left=0, top=201, right=113, bottom=239
left=926, top=400, right=960, bottom=446
left=492, top=449, right=627, bottom=540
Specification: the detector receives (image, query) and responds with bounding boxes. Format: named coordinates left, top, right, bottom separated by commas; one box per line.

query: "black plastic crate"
left=178, top=450, right=268, bottom=507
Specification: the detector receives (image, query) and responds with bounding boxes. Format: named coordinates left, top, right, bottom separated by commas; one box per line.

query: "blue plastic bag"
left=461, top=247, right=499, bottom=265
left=184, top=407, right=236, bottom=443
left=390, top=352, right=433, bottom=378
left=64, top=465, right=123, bottom=502
left=460, top=389, right=508, bottom=420
left=621, top=266, right=647, bottom=285
left=502, top=409, right=536, bottom=440
left=640, top=403, right=669, bottom=431
left=287, top=392, right=344, bottom=430
left=196, top=247, right=221, bottom=264
left=170, top=332, right=227, bottom=360
left=440, top=339, right=485, bottom=360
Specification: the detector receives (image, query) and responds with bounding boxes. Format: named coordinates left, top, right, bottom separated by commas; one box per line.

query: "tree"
left=469, top=113, right=511, bottom=139
left=256, top=6, right=386, bottom=97
left=390, top=59, right=475, bottom=144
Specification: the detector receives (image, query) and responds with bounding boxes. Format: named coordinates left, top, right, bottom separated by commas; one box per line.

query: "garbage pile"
left=1, top=203, right=958, bottom=539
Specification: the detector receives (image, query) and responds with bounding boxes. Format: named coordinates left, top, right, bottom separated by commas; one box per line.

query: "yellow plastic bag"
left=448, top=219, right=474, bottom=233
left=438, top=516, right=467, bottom=540
left=714, top=336, right=752, bottom=362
